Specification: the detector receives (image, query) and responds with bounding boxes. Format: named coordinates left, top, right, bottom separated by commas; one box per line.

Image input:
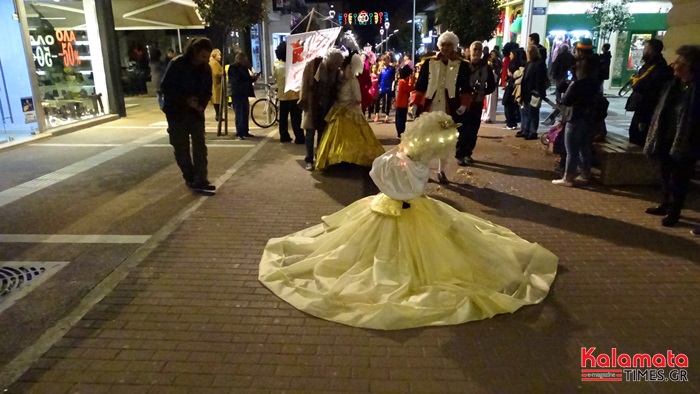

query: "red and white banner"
left=284, top=27, right=341, bottom=93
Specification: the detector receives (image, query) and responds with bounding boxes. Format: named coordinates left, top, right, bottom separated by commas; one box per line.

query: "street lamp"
left=384, top=21, right=390, bottom=52
left=412, top=0, right=416, bottom=63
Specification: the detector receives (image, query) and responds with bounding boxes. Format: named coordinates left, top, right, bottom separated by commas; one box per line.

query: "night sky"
left=332, top=0, right=425, bottom=50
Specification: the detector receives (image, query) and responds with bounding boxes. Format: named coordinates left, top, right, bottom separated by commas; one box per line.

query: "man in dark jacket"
left=529, top=33, right=548, bottom=64
left=599, top=43, right=612, bottom=92
left=551, top=45, right=575, bottom=103
left=627, top=38, right=674, bottom=146
left=160, top=37, right=215, bottom=192
left=458, top=41, right=496, bottom=165
left=228, top=52, right=259, bottom=139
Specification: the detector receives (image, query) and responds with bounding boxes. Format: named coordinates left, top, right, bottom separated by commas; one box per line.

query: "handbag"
left=530, top=94, right=542, bottom=108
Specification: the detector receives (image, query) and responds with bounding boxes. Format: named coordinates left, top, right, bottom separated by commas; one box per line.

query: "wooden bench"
left=593, top=134, right=660, bottom=186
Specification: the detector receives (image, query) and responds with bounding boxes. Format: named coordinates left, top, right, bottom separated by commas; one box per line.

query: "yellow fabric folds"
left=258, top=194, right=558, bottom=330
left=315, top=104, right=385, bottom=170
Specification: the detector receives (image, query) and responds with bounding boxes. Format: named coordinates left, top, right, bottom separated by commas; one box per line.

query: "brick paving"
left=5, top=114, right=700, bottom=393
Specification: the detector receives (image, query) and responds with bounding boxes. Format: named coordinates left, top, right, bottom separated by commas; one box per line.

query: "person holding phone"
left=229, top=52, right=260, bottom=139
left=551, top=45, right=575, bottom=104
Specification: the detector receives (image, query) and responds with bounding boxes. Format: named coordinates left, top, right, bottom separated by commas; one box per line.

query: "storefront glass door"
left=0, top=0, right=40, bottom=144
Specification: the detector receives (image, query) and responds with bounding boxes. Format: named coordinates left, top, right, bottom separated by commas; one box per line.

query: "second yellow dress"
left=315, top=55, right=385, bottom=170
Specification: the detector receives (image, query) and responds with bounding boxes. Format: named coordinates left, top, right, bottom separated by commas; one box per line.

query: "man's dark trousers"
left=279, top=100, right=304, bottom=142
left=165, top=110, right=208, bottom=184
left=456, top=103, right=482, bottom=159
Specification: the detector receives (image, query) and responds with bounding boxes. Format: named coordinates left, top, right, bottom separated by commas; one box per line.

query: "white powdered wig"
left=437, top=31, right=459, bottom=49
left=400, top=111, right=460, bottom=164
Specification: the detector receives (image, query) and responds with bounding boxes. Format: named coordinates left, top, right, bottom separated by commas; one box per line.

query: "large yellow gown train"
left=259, top=112, right=558, bottom=330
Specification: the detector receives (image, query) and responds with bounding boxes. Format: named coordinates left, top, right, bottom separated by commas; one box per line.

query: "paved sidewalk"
left=4, top=114, right=700, bottom=393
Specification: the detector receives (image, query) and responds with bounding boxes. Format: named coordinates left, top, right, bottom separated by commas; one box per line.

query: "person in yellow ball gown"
left=314, top=53, right=385, bottom=170
left=258, top=111, right=559, bottom=330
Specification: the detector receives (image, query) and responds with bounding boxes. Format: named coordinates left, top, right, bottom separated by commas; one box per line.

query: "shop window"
left=24, top=0, right=106, bottom=128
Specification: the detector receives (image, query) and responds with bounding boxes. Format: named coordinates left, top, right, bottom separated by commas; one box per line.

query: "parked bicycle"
left=618, top=79, right=633, bottom=97
left=251, top=83, right=278, bottom=128
left=618, top=65, right=641, bottom=97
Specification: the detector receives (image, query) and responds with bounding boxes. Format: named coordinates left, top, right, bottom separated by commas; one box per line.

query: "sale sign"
left=284, top=27, right=341, bottom=93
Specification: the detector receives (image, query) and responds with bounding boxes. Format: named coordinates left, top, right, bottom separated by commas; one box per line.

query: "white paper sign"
left=284, top=27, right=341, bottom=93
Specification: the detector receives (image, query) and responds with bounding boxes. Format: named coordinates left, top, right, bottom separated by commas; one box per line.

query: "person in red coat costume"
left=358, top=53, right=373, bottom=113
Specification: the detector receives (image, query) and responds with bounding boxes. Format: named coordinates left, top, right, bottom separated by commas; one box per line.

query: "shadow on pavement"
left=440, top=182, right=700, bottom=264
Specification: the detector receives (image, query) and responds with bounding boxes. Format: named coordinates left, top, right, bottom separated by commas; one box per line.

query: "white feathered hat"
left=437, top=31, right=459, bottom=49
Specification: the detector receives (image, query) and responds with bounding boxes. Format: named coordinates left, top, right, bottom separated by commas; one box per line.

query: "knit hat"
left=576, top=38, right=594, bottom=50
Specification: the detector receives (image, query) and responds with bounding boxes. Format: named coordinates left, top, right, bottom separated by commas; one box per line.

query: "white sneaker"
left=552, top=179, right=574, bottom=187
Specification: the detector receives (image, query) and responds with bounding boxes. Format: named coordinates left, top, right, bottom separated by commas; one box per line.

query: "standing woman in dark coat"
left=643, top=45, right=700, bottom=230
left=228, top=52, right=259, bottom=139
left=502, top=47, right=524, bottom=130
left=517, top=45, right=548, bottom=140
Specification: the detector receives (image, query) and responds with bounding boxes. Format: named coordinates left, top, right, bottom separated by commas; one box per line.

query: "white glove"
left=455, top=105, right=467, bottom=115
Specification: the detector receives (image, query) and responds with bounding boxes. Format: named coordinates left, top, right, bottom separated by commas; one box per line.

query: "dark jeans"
left=279, top=100, right=304, bottom=141
left=368, top=98, right=380, bottom=117
left=379, top=92, right=393, bottom=116
left=658, top=153, right=696, bottom=214
left=395, top=108, right=408, bottom=136
left=520, top=102, right=540, bottom=136
left=213, top=104, right=220, bottom=120
left=305, top=126, right=325, bottom=163
left=165, top=111, right=208, bottom=184
left=504, top=101, right=519, bottom=128
left=563, top=119, right=594, bottom=180
left=231, top=95, right=250, bottom=137
left=456, top=103, right=482, bottom=158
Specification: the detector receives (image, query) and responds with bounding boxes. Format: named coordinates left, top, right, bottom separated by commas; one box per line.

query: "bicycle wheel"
left=251, top=98, right=278, bottom=128
left=618, top=81, right=633, bottom=97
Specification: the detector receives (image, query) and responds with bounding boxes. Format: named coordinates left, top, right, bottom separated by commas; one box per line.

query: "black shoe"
left=189, top=182, right=216, bottom=192
left=524, top=133, right=539, bottom=140
left=305, top=162, right=314, bottom=171
left=645, top=205, right=668, bottom=216
left=294, top=139, right=306, bottom=144
left=437, top=171, right=448, bottom=184
left=458, top=158, right=468, bottom=167
left=280, top=137, right=293, bottom=143
left=244, top=133, right=256, bottom=138
left=515, top=130, right=527, bottom=138
left=661, top=212, right=680, bottom=227
left=236, top=135, right=246, bottom=140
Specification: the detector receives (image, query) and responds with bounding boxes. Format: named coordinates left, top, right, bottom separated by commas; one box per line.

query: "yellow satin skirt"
left=258, top=194, right=559, bottom=330
left=315, top=104, right=385, bottom=170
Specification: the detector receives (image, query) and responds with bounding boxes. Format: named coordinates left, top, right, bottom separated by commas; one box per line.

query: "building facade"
left=1, top=0, right=123, bottom=146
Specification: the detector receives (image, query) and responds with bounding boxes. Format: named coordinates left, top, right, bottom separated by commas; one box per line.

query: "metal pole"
left=177, top=29, right=182, bottom=53
left=261, top=21, right=269, bottom=84
left=412, top=0, right=416, bottom=62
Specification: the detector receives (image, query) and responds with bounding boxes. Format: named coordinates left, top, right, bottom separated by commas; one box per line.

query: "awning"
left=24, top=0, right=205, bottom=31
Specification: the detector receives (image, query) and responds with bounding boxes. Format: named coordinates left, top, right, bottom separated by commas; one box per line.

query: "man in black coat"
left=160, top=37, right=215, bottom=192
left=551, top=44, right=575, bottom=103
left=412, top=31, right=472, bottom=184
left=627, top=38, right=674, bottom=146
left=529, top=33, right=548, bottom=64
